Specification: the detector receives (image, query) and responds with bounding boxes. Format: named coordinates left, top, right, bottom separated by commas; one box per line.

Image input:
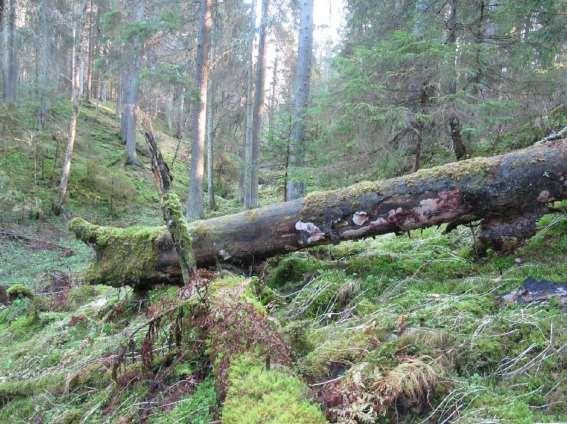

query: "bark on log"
left=70, top=140, right=567, bottom=288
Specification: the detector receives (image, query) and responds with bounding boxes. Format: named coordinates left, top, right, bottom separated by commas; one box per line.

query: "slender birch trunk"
left=54, top=1, right=88, bottom=215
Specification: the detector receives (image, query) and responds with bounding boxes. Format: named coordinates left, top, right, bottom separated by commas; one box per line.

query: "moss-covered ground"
left=1, top=98, right=566, bottom=422
left=268, top=211, right=567, bottom=423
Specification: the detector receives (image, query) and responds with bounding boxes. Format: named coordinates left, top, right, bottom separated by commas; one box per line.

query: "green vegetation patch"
left=150, top=377, right=218, bottom=424
left=222, top=354, right=327, bottom=424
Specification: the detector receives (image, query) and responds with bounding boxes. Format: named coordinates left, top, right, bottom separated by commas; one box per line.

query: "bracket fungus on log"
left=70, top=139, right=567, bottom=288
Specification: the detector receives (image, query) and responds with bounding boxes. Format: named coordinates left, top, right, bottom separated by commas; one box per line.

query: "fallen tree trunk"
left=70, top=140, right=567, bottom=288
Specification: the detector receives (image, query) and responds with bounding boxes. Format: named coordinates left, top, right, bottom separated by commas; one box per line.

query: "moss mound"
left=222, top=355, right=327, bottom=424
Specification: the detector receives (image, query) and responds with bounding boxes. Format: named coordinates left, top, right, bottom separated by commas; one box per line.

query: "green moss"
left=0, top=398, right=36, bottom=422
left=301, top=155, right=495, bottom=220
left=148, top=285, right=180, bottom=305
left=400, top=154, right=493, bottom=186
left=266, top=254, right=326, bottom=290
left=287, top=269, right=359, bottom=319
left=162, top=192, right=196, bottom=273
left=7, top=284, right=34, bottom=300
left=150, top=377, right=218, bottom=424
left=301, top=323, right=384, bottom=378
left=211, top=275, right=266, bottom=312
left=0, top=372, right=66, bottom=404
left=67, top=284, right=99, bottom=307
left=54, top=408, right=83, bottom=424
left=222, top=355, right=327, bottom=424
left=69, top=217, right=167, bottom=287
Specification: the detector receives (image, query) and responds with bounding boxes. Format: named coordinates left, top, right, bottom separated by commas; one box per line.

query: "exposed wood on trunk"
left=70, top=140, right=567, bottom=288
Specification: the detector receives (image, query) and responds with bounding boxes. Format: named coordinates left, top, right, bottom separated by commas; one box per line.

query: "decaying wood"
left=70, top=140, right=567, bottom=288
left=145, top=131, right=196, bottom=287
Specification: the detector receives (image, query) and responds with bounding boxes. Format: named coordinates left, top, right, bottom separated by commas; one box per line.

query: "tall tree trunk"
left=446, top=0, right=467, bottom=160
left=2, top=0, right=17, bottom=103
left=0, top=1, right=3, bottom=39
left=122, top=0, right=144, bottom=166
left=70, top=140, right=567, bottom=288
left=85, top=0, right=94, bottom=102
left=471, top=0, right=486, bottom=92
left=410, top=0, right=430, bottom=170
left=414, top=0, right=430, bottom=35
left=412, top=124, right=422, bottom=172
left=37, top=0, right=50, bottom=128
left=206, top=83, right=215, bottom=210
left=268, top=54, right=278, bottom=134
left=119, top=71, right=126, bottom=135
left=0, top=0, right=4, bottom=102
left=123, top=68, right=140, bottom=165
left=242, top=0, right=256, bottom=206
left=173, top=84, right=184, bottom=139
left=187, top=0, right=214, bottom=221
left=0, top=1, right=3, bottom=92
left=54, top=1, right=88, bottom=215
left=286, top=0, right=314, bottom=201
left=244, top=0, right=269, bottom=209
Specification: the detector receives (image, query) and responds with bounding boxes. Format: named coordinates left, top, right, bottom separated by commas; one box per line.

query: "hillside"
left=1, top=99, right=566, bottom=423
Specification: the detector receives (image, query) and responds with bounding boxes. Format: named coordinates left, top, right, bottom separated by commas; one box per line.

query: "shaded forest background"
left=1, top=0, right=566, bottom=221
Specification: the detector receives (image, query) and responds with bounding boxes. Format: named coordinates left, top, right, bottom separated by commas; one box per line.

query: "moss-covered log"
left=71, top=140, right=567, bottom=288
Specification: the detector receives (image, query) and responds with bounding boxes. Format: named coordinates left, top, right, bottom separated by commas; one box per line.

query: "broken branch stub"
left=145, top=131, right=196, bottom=287
left=70, top=140, right=567, bottom=288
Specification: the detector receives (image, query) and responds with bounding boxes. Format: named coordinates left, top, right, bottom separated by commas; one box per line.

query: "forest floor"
left=0, top=100, right=566, bottom=423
